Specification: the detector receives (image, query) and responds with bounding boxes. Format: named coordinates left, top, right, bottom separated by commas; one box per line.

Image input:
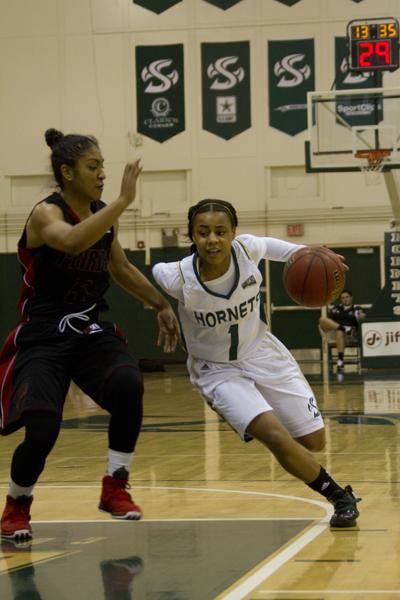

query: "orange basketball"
left=283, top=247, right=346, bottom=308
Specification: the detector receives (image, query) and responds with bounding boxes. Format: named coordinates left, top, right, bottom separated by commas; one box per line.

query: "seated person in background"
left=319, top=289, right=366, bottom=370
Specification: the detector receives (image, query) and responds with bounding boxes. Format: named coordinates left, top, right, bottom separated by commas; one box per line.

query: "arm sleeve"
left=236, top=234, right=305, bottom=264
left=152, top=262, right=184, bottom=301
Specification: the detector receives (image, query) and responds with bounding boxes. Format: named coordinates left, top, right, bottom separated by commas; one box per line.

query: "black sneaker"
left=329, top=485, right=361, bottom=528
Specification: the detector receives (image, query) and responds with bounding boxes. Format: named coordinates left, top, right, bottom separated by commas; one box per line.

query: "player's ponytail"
left=45, top=128, right=64, bottom=148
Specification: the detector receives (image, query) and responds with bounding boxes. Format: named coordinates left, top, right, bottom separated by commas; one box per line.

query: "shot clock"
left=347, top=17, right=400, bottom=72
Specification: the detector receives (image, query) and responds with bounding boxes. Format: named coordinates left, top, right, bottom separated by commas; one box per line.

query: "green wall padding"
left=0, top=246, right=381, bottom=355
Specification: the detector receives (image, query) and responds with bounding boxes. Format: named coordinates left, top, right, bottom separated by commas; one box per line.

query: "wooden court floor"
left=1, top=364, right=400, bottom=599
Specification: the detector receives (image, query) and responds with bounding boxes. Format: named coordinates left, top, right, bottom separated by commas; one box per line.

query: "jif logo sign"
left=362, top=322, right=400, bottom=356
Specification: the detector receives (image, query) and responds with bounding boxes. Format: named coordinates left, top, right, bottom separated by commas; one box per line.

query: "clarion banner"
left=268, top=39, right=314, bottom=136
left=135, top=44, right=185, bottom=143
left=201, top=41, right=251, bottom=140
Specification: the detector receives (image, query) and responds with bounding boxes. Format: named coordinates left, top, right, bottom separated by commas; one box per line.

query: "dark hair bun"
left=45, top=128, right=64, bottom=148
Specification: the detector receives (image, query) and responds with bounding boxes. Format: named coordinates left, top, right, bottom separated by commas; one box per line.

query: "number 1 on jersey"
left=228, top=324, right=239, bottom=360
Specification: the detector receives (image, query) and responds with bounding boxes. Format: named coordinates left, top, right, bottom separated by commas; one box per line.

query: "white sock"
left=9, top=479, right=34, bottom=499
left=107, top=449, right=133, bottom=477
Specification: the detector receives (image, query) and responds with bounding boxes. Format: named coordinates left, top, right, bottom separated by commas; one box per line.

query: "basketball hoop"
left=355, top=149, right=391, bottom=185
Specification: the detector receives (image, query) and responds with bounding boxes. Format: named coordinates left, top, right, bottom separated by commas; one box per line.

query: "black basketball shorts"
left=0, top=318, right=141, bottom=435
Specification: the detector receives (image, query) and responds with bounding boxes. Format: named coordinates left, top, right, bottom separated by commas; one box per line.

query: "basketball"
left=283, top=247, right=346, bottom=308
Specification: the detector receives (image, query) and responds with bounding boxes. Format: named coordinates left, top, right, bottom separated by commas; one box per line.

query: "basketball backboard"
left=305, top=86, right=400, bottom=173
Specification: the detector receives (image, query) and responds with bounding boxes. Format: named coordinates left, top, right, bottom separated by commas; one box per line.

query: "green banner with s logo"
left=133, top=0, right=183, bottom=13
left=201, top=41, right=251, bottom=140
left=203, top=0, right=243, bottom=8
left=136, top=44, right=185, bottom=143
left=268, top=39, right=314, bottom=136
left=273, top=0, right=302, bottom=5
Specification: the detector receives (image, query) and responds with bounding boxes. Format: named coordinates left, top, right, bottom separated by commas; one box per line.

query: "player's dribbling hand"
left=156, top=306, right=180, bottom=353
left=119, top=159, right=142, bottom=206
left=321, top=246, right=349, bottom=272
left=334, top=253, right=349, bottom=271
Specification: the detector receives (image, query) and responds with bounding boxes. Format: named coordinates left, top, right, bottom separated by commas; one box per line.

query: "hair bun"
left=45, top=128, right=64, bottom=148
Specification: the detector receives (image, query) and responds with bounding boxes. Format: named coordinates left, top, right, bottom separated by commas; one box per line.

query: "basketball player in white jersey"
left=153, top=199, right=361, bottom=528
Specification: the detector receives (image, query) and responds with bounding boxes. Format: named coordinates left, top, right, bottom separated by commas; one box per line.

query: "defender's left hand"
left=157, top=307, right=180, bottom=353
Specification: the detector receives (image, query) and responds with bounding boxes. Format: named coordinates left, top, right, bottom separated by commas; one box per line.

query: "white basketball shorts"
left=187, top=331, right=324, bottom=441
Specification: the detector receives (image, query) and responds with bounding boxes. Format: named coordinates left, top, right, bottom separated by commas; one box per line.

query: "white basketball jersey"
left=153, top=234, right=303, bottom=363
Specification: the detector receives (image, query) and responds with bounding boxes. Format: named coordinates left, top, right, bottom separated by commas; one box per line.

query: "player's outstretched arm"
left=27, top=160, right=142, bottom=255
left=109, top=235, right=179, bottom=352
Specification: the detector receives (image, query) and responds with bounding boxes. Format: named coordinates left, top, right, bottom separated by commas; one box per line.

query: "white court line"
left=0, top=483, right=331, bottom=513
left=33, top=517, right=313, bottom=523
left=0, top=483, right=330, bottom=599
left=218, top=522, right=329, bottom=600
left=0, top=484, right=330, bottom=515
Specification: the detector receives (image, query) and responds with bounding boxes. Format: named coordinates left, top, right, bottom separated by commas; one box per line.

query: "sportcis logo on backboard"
left=335, top=37, right=383, bottom=127
left=136, top=44, right=185, bottom=142
left=273, top=53, right=311, bottom=88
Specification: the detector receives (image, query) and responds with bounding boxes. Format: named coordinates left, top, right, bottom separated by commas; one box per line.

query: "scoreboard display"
left=347, top=17, right=400, bottom=72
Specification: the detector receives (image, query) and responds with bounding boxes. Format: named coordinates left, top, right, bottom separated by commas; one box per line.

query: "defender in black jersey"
left=0, top=128, right=180, bottom=540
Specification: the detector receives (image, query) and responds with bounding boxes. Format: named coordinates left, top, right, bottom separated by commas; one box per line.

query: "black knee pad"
left=11, top=412, right=62, bottom=486
left=104, top=366, right=144, bottom=453
left=23, top=411, right=62, bottom=454
left=103, top=365, right=144, bottom=415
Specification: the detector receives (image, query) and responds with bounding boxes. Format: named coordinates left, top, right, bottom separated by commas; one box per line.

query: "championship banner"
left=133, top=0, right=183, bottom=13
left=268, top=39, right=314, bottom=136
left=335, top=37, right=382, bottom=128
left=201, top=41, right=251, bottom=140
left=203, top=0, right=243, bottom=8
left=135, top=44, right=185, bottom=143
left=273, top=0, right=302, bottom=5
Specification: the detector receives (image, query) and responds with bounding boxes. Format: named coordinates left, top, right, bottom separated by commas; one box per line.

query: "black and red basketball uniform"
left=0, top=193, right=140, bottom=435
left=328, top=303, right=363, bottom=331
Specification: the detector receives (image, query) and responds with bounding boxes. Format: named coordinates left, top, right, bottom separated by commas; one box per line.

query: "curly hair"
left=45, top=128, right=99, bottom=189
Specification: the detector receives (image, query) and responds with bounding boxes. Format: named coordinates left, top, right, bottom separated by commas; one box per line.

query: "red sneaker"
left=99, top=468, right=142, bottom=520
left=1, top=495, right=33, bottom=540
